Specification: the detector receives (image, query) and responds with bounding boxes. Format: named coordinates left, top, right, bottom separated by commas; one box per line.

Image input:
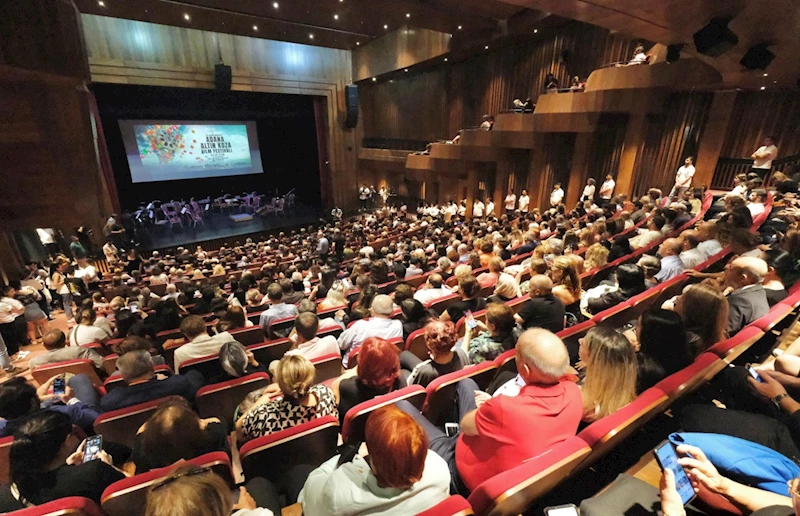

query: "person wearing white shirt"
left=285, top=313, right=340, bottom=362
left=550, top=184, right=564, bottom=207
left=457, top=202, right=466, bottom=217
left=669, top=157, right=696, bottom=200
left=413, top=273, right=453, bottom=306
left=485, top=198, right=495, bottom=217
left=337, top=295, right=402, bottom=367
left=68, top=308, right=111, bottom=347
left=472, top=199, right=485, bottom=218
left=504, top=190, right=516, bottom=216
left=747, top=189, right=767, bottom=218
left=581, top=178, right=596, bottom=202
left=174, top=315, right=241, bottom=371
left=102, top=241, right=119, bottom=264
left=74, top=259, right=99, bottom=287
left=518, top=190, right=530, bottom=213
left=750, top=136, right=778, bottom=178
left=679, top=231, right=706, bottom=270
left=599, top=174, right=615, bottom=206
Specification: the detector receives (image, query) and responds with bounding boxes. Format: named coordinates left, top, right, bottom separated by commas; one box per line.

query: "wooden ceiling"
left=73, top=0, right=531, bottom=50
left=496, top=0, right=800, bottom=89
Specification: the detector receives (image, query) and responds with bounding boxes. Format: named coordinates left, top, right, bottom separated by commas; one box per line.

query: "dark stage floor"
left=132, top=203, right=323, bottom=251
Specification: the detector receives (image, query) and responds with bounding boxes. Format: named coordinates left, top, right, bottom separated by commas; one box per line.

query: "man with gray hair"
left=99, top=349, right=200, bottom=412
left=724, top=256, right=770, bottom=334
left=397, top=328, right=582, bottom=494
left=413, top=273, right=452, bottom=305
left=336, top=294, right=402, bottom=367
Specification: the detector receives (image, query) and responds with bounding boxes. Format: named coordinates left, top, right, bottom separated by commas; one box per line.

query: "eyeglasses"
left=151, top=466, right=211, bottom=491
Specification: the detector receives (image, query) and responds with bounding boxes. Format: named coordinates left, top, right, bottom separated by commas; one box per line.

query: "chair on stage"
left=274, top=197, right=286, bottom=216
left=161, top=205, right=182, bottom=229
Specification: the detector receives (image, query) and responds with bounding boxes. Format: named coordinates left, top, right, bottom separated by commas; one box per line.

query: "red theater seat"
left=467, top=437, right=592, bottom=516
left=317, top=304, right=347, bottom=319
left=103, top=364, right=173, bottom=393
left=311, top=353, right=343, bottom=385
left=493, top=348, right=517, bottom=378
left=176, top=352, right=223, bottom=378
left=654, top=352, right=721, bottom=402
left=246, top=338, right=292, bottom=365
left=196, top=372, right=271, bottom=429
left=100, top=353, right=119, bottom=376
left=706, top=325, right=764, bottom=362
left=161, top=338, right=186, bottom=370
left=423, top=362, right=498, bottom=427
left=405, top=328, right=428, bottom=360
left=753, top=303, right=796, bottom=332
left=267, top=315, right=297, bottom=340
left=94, top=396, right=174, bottom=448
left=156, top=328, right=182, bottom=345
left=31, top=359, right=103, bottom=387
left=426, top=294, right=461, bottom=316
left=228, top=325, right=266, bottom=346
left=417, top=495, right=474, bottom=516
left=7, top=496, right=105, bottom=516
left=341, top=385, right=426, bottom=444
left=101, top=452, right=233, bottom=516
left=454, top=308, right=487, bottom=338
left=239, top=415, right=339, bottom=485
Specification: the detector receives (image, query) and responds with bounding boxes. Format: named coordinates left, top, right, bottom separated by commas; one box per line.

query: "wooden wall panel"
left=80, top=14, right=359, bottom=210
left=632, top=91, right=712, bottom=196
left=587, top=114, right=628, bottom=186
left=719, top=91, right=800, bottom=159
left=360, top=22, right=640, bottom=142
left=353, top=27, right=451, bottom=81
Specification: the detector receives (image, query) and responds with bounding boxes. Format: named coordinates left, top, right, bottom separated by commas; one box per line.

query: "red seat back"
left=341, top=385, right=426, bottom=444
left=7, top=496, right=105, bottom=516
left=227, top=326, right=266, bottom=346
left=311, top=353, right=343, bottom=384
left=31, top=359, right=103, bottom=387
left=94, top=396, right=174, bottom=448
left=196, top=373, right=272, bottom=429
left=0, top=435, right=12, bottom=485
left=246, top=338, right=292, bottom=365
left=426, top=294, right=461, bottom=316
left=176, top=352, right=223, bottom=379
left=104, top=364, right=173, bottom=393
left=405, top=328, right=428, bottom=360
left=417, top=495, right=474, bottom=516
left=423, top=362, right=498, bottom=427
left=268, top=315, right=297, bottom=340
left=239, top=415, right=339, bottom=485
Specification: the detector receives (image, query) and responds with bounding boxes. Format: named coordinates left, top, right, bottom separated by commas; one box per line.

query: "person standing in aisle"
left=669, top=157, right=696, bottom=201
left=504, top=190, right=516, bottom=217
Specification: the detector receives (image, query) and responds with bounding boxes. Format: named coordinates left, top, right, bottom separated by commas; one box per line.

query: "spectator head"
left=578, top=326, right=637, bottom=419
left=487, top=256, right=505, bottom=273
left=681, top=230, right=700, bottom=251
left=42, top=329, right=67, bottom=351
left=165, top=284, right=177, bottom=295
left=279, top=278, right=293, bottom=294
left=437, top=257, right=452, bottom=272
left=275, top=354, right=315, bottom=402
left=0, top=377, right=38, bottom=420
left=137, top=398, right=209, bottom=472
left=401, top=298, right=427, bottom=323
left=648, top=215, right=666, bottom=231
left=750, top=188, right=767, bottom=203
left=493, top=273, right=520, bottom=299
left=675, top=284, right=728, bottom=352
left=219, top=341, right=250, bottom=378
left=180, top=315, right=208, bottom=341
left=267, top=282, right=283, bottom=303
left=725, top=257, right=768, bottom=289
left=145, top=464, right=232, bottom=516
left=370, top=294, right=394, bottom=318
left=658, top=238, right=682, bottom=257
left=79, top=307, right=97, bottom=325
left=393, top=283, right=414, bottom=304
left=294, top=312, right=320, bottom=342
left=516, top=329, right=570, bottom=384
left=118, top=336, right=154, bottom=355
left=697, top=221, right=719, bottom=241
left=728, top=228, right=761, bottom=256
left=118, top=349, right=155, bottom=384
left=528, top=274, right=553, bottom=298
left=636, top=255, right=661, bottom=279
left=585, top=243, right=610, bottom=270
left=765, top=248, right=798, bottom=285
left=296, top=298, right=318, bottom=314
left=423, top=320, right=456, bottom=356
left=529, top=258, right=549, bottom=275
left=458, top=275, right=480, bottom=300
left=9, top=411, right=78, bottom=504
left=427, top=273, right=444, bottom=289
left=364, top=405, right=428, bottom=490
left=615, top=264, right=646, bottom=296
left=485, top=303, right=515, bottom=339
left=480, top=241, right=494, bottom=254
left=357, top=337, right=400, bottom=392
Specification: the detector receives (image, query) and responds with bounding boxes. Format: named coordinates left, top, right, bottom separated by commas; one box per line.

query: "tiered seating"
left=196, top=372, right=272, bottom=428
left=31, top=359, right=104, bottom=387
left=417, top=495, right=474, bottom=516
left=7, top=497, right=105, bottom=516
left=341, top=385, right=427, bottom=443
left=93, top=397, right=175, bottom=448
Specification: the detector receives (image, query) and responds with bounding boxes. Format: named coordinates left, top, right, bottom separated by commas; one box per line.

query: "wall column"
left=494, top=157, right=511, bottom=212
left=528, top=135, right=549, bottom=210
left=694, top=91, right=738, bottom=189
left=566, top=133, right=591, bottom=208
left=616, top=114, right=649, bottom=198
left=465, top=165, right=478, bottom=219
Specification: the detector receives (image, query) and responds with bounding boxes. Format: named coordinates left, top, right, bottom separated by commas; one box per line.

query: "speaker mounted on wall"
left=693, top=17, right=738, bottom=57
left=345, top=84, right=359, bottom=129
left=740, top=43, right=775, bottom=70
left=215, top=63, right=232, bottom=91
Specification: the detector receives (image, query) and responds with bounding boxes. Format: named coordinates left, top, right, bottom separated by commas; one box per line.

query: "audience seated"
left=441, top=276, right=486, bottom=324
left=298, top=406, right=450, bottom=515
left=399, top=298, right=436, bottom=340
left=413, top=273, right=452, bottom=305
left=174, top=315, right=240, bottom=371
left=674, top=283, right=729, bottom=358
left=578, top=327, right=637, bottom=422
left=514, top=275, right=566, bottom=333
left=585, top=264, right=646, bottom=315
left=0, top=411, right=126, bottom=510
left=629, top=215, right=665, bottom=249
left=486, top=273, right=521, bottom=304
left=551, top=256, right=582, bottom=316
left=68, top=307, right=111, bottom=346
left=655, top=238, right=686, bottom=282
left=764, top=249, right=794, bottom=305
left=634, top=309, right=692, bottom=393
left=100, top=350, right=201, bottom=412
left=30, top=329, right=103, bottom=369
left=284, top=312, right=340, bottom=362
left=236, top=354, right=337, bottom=442
left=209, top=341, right=268, bottom=384
left=337, top=295, right=402, bottom=367
left=724, top=257, right=770, bottom=334
left=258, top=283, right=299, bottom=332
left=404, top=321, right=470, bottom=387
left=464, top=303, right=522, bottom=363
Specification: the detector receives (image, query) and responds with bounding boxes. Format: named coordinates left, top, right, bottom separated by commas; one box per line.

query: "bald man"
left=396, top=328, right=582, bottom=494
left=655, top=238, right=685, bottom=283
left=679, top=230, right=705, bottom=269
left=413, top=272, right=452, bottom=305
left=514, top=275, right=565, bottom=333
left=724, top=257, right=770, bottom=334
left=697, top=222, right=722, bottom=259
left=336, top=294, right=402, bottom=367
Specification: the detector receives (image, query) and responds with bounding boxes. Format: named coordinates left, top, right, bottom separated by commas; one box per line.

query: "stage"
left=131, top=203, right=323, bottom=251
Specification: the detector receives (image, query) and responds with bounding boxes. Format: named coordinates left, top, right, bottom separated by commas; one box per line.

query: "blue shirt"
left=655, top=255, right=685, bottom=283
left=258, top=302, right=299, bottom=331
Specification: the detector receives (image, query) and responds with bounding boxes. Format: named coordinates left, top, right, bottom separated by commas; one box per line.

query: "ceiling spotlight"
left=253, top=25, right=258, bottom=31
left=406, top=13, right=411, bottom=18
left=485, top=45, right=489, bottom=49
left=372, top=77, right=376, bottom=82
left=534, top=29, right=538, bottom=33
left=763, top=73, right=769, bottom=77
left=444, top=57, right=448, bottom=62
left=457, top=25, right=463, bottom=30
left=356, top=42, right=360, bottom=46
left=404, top=68, right=408, bottom=72
left=184, top=13, right=190, bottom=20
left=384, top=24, right=388, bottom=29
left=273, top=2, right=279, bottom=8
left=760, top=86, right=766, bottom=90
left=97, top=0, right=105, bottom=6
left=309, top=33, right=314, bottom=39
left=334, top=14, right=339, bottom=20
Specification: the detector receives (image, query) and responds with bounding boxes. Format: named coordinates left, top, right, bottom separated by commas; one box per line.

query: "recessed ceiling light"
left=356, top=42, right=360, bottom=46
left=384, top=24, right=388, bottom=29
left=253, top=25, right=258, bottom=31
left=184, top=13, right=190, bottom=20
left=406, top=13, right=411, bottom=18
left=444, top=57, right=448, bottom=62
left=404, top=68, right=408, bottom=72
left=372, top=77, right=377, bottom=82
left=273, top=2, right=279, bottom=8
left=458, top=25, right=463, bottom=30
left=334, top=14, right=339, bottom=20
left=760, top=86, right=766, bottom=90
left=309, top=33, right=314, bottom=39
left=485, top=45, right=489, bottom=49
left=763, top=73, right=768, bottom=77
left=97, top=0, right=105, bottom=6
left=534, top=29, right=538, bottom=33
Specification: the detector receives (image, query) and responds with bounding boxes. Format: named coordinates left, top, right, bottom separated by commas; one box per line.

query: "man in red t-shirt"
left=397, top=328, right=582, bottom=494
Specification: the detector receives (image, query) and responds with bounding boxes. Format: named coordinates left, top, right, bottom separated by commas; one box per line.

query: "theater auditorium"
left=2, top=0, right=800, bottom=515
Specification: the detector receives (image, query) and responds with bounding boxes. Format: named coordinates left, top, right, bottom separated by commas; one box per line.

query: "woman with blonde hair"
left=488, top=273, right=521, bottom=304
left=579, top=326, right=637, bottom=422
left=318, top=280, right=347, bottom=310
left=674, top=283, right=728, bottom=358
left=584, top=243, right=610, bottom=270
left=551, top=256, right=582, bottom=312
left=235, top=354, right=337, bottom=442
left=477, top=256, right=505, bottom=288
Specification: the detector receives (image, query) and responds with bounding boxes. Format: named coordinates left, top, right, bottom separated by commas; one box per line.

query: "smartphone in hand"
left=83, top=435, right=103, bottom=463
left=53, top=377, right=66, bottom=396
left=653, top=440, right=695, bottom=505
left=464, top=310, right=477, bottom=330
left=746, top=363, right=764, bottom=383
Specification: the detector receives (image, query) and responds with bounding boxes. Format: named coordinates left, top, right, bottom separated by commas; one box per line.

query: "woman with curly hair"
left=404, top=320, right=470, bottom=387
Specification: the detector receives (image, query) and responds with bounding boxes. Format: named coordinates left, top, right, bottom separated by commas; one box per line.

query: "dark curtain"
left=87, top=90, right=120, bottom=214
left=313, top=96, right=333, bottom=210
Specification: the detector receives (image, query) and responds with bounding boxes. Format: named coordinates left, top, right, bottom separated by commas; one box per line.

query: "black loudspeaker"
left=666, top=44, right=684, bottom=63
left=345, top=84, right=359, bottom=129
left=693, top=17, right=738, bottom=57
left=740, top=43, right=775, bottom=70
left=215, top=64, right=232, bottom=91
